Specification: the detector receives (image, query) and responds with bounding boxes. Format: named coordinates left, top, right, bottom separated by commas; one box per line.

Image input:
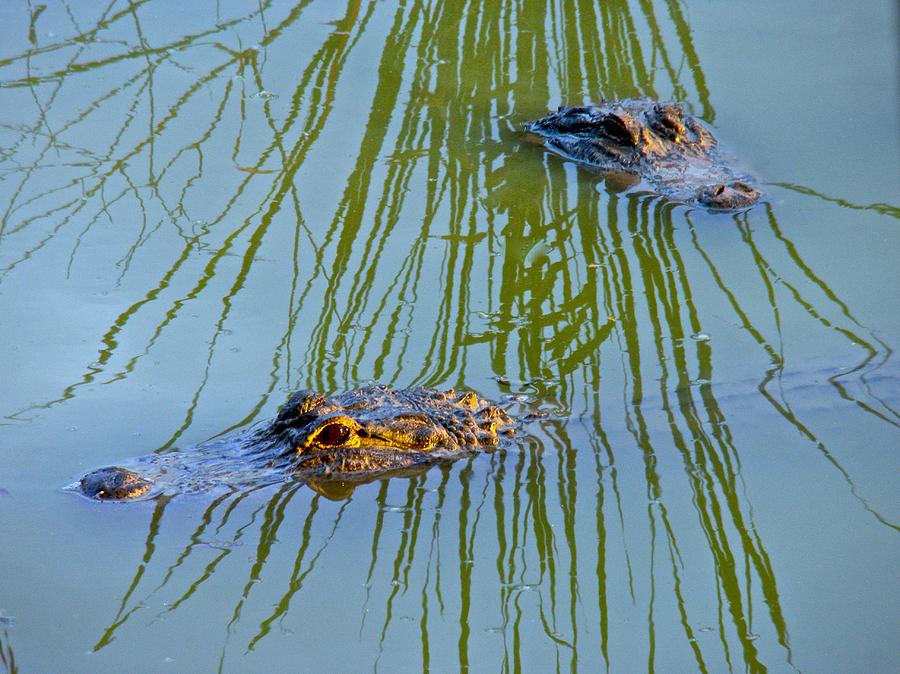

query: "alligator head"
left=261, top=386, right=515, bottom=474
left=78, top=386, right=516, bottom=500
left=525, top=99, right=760, bottom=210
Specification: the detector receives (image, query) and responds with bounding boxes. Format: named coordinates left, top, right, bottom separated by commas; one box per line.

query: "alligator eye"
left=600, top=114, right=637, bottom=146
left=315, top=423, right=352, bottom=447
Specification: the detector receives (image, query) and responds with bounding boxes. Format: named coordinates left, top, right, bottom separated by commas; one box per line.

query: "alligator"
left=525, top=98, right=760, bottom=209
left=75, top=386, right=516, bottom=501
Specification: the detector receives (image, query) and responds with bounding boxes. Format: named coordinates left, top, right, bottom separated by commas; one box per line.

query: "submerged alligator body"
left=525, top=98, right=760, bottom=209
left=76, top=386, right=516, bottom=501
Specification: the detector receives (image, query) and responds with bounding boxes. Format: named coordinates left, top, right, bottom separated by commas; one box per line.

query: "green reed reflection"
left=1, top=0, right=897, bottom=672
left=0, top=628, right=15, bottom=674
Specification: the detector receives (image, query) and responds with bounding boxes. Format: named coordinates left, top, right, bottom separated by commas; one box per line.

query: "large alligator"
left=75, top=386, right=516, bottom=501
left=525, top=98, right=760, bottom=209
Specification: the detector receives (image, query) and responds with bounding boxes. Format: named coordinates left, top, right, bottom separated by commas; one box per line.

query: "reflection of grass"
left=1, top=0, right=715, bottom=411
left=686, top=207, right=898, bottom=532
left=2, top=0, right=371, bottom=439
left=576, top=193, right=794, bottom=670
left=0, top=628, right=16, bottom=674
left=772, top=182, right=900, bottom=218
left=1, top=1, right=896, bottom=671
left=92, top=495, right=171, bottom=652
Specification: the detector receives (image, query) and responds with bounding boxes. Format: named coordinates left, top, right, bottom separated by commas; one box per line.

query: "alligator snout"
left=80, top=466, right=154, bottom=500
left=696, top=181, right=760, bottom=210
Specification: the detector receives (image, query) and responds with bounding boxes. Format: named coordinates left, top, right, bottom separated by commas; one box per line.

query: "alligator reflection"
left=1, top=0, right=897, bottom=671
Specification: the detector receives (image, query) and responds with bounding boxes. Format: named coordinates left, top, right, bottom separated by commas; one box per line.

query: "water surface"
left=1, top=0, right=898, bottom=671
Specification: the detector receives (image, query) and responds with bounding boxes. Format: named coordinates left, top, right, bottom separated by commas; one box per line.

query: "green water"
left=1, top=1, right=898, bottom=671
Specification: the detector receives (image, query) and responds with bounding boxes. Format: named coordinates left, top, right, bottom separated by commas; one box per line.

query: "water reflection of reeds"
left=0, top=629, right=15, bottom=674
left=1, top=0, right=896, bottom=671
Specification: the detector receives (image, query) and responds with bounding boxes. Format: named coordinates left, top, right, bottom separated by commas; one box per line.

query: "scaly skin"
left=525, top=99, right=760, bottom=209
left=78, top=386, right=516, bottom=500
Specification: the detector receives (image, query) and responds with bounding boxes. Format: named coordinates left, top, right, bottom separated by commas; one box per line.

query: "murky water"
left=1, top=1, right=898, bottom=671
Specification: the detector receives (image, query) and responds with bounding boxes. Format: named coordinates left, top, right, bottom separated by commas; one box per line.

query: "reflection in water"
left=0, top=628, right=16, bottom=674
left=772, top=182, right=900, bottom=218
left=0, top=0, right=897, bottom=671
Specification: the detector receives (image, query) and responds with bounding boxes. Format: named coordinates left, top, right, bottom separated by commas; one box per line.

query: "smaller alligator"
left=525, top=99, right=760, bottom=209
left=75, top=386, right=516, bottom=501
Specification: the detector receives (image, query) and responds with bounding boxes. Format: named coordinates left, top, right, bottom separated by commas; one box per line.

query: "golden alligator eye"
left=316, top=423, right=352, bottom=447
